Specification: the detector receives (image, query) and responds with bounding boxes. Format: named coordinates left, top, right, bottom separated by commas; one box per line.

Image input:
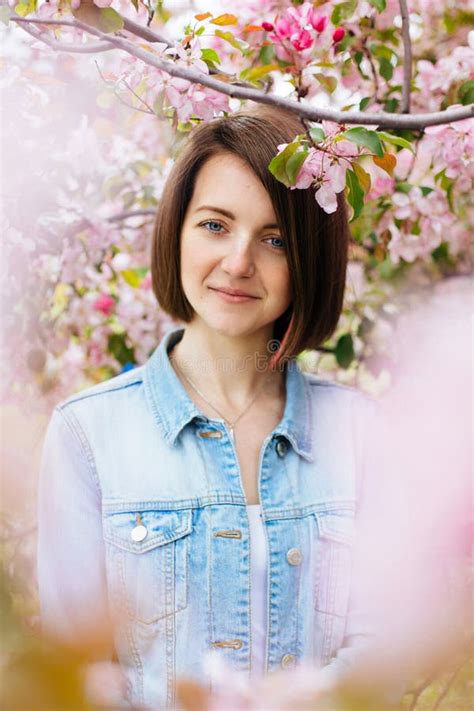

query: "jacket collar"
left=143, top=326, right=314, bottom=462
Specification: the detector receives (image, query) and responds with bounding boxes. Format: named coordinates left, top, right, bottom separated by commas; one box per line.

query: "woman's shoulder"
left=56, top=365, right=146, bottom=413
left=302, top=371, right=376, bottom=400
left=301, top=371, right=379, bottom=421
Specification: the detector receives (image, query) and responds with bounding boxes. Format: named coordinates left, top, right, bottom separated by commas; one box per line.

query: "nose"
left=221, top=239, right=255, bottom=278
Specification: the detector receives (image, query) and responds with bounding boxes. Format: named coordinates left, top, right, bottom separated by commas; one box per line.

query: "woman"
left=37, top=105, right=377, bottom=709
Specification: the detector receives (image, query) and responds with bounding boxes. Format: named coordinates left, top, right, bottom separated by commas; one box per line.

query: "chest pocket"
left=103, top=508, right=193, bottom=626
left=313, top=510, right=355, bottom=618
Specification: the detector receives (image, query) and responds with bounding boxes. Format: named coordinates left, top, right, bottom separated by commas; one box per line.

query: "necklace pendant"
left=228, top=426, right=235, bottom=442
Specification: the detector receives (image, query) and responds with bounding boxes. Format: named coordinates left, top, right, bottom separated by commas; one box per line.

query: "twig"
left=363, top=44, right=381, bottom=103
left=431, top=663, right=464, bottom=711
left=120, top=77, right=156, bottom=114
left=11, top=7, right=257, bottom=88
left=107, top=209, right=155, bottom=222
left=14, top=17, right=114, bottom=53
left=11, top=14, right=474, bottom=129
left=407, top=675, right=435, bottom=711
left=398, top=0, right=413, bottom=113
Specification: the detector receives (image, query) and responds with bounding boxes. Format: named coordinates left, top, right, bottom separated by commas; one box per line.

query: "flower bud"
left=332, top=27, right=345, bottom=43
left=261, top=21, right=274, bottom=32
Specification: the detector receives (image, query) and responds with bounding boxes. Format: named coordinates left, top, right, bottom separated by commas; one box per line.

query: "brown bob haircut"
left=151, top=102, right=350, bottom=366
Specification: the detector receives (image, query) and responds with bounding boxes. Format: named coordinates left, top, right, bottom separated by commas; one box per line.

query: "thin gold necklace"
left=170, top=351, right=273, bottom=444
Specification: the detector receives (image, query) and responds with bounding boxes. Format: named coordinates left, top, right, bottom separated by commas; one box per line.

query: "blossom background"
left=0, top=0, right=472, bottom=708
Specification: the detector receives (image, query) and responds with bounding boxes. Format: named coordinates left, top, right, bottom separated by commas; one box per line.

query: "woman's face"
left=179, top=152, right=292, bottom=339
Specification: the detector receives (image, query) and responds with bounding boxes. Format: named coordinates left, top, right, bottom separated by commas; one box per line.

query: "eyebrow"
left=194, top=205, right=280, bottom=230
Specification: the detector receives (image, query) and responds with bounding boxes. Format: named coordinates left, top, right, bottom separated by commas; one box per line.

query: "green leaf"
left=107, top=333, right=135, bottom=367
left=420, top=186, right=434, bottom=196
left=103, top=175, right=125, bottom=200
left=345, top=169, right=365, bottom=221
left=352, top=162, right=371, bottom=193
left=201, top=48, right=221, bottom=68
left=313, top=73, right=337, bottom=94
left=285, top=148, right=309, bottom=185
left=396, top=181, right=412, bottom=194
left=383, top=97, right=399, bottom=112
left=331, top=0, right=358, bottom=24
left=378, top=56, right=393, bottom=81
left=268, top=142, right=300, bottom=187
left=377, top=130, right=415, bottom=153
left=368, top=0, right=386, bottom=10
left=458, top=80, right=474, bottom=105
left=431, top=242, right=452, bottom=264
left=370, top=43, right=394, bottom=61
left=13, top=0, right=36, bottom=17
left=73, top=3, right=124, bottom=32
left=259, top=43, right=276, bottom=64
left=121, top=270, right=142, bottom=288
left=359, top=96, right=371, bottom=110
left=344, top=127, right=384, bottom=157
left=335, top=333, right=355, bottom=369
left=309, top=126, right=326, bottom=143
left=214, top=29, right=248, bottom=51
left=240, top=63, right=279, bottom=82
left=99, top=7, right=124, bottom=32
left=130, top=160, right=151, bottom=178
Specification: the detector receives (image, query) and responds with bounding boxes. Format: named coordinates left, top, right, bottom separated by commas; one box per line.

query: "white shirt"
left=247, top=504, right=268, bottom=680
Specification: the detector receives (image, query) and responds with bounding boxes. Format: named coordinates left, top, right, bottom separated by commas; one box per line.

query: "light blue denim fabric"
left=37, top=325, right=380, bottom=709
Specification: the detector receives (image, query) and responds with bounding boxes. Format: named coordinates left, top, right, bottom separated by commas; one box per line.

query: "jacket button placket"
left=197, top=423, right=251, bottom=671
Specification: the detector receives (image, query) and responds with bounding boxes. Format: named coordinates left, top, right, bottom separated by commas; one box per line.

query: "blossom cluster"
left=263, top=1, right=344, bottom=67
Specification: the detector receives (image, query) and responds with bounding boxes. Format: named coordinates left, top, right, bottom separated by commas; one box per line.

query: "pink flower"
left=93, top=294, right=115, bottom=316
left=314, top=162, right=347, bottom=213
left=308, top=12, right=328, bottom=33
left=332, top=27, right=345, bottom=43
left=273, top=16, right=296, bottom=40
left=367, top=175, right=396, bottom=200
left=290, top=28, right=314, bottom=51
left=261, top=21, right=274, bottom=32
left=291, top=148, right=348, bottom=214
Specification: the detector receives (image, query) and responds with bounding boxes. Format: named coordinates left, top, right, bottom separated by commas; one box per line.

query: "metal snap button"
left=131, top=524, right=148, bottom=542
left=276, top=438, right=288, bottom=458
left=286, top=548, right=303, bottom=566
left=280, top=653, right=296, bottom=669
left=198, top=430, right=223, bottom=439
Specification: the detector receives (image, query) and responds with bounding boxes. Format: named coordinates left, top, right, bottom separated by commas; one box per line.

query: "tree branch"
left=12, top=14, right=474, bottom=130
left=108, top=208, right=155, bottom=222
left=399, top=0, right=413, bottom=113
left=15, top=17, right=114, bottom=53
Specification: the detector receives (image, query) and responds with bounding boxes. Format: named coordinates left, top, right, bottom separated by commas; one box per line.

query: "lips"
left=210, top=287, right=259, bottom=298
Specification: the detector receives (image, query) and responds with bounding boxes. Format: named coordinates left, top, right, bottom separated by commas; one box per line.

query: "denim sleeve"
left=36, top=405, right=114, bottom=658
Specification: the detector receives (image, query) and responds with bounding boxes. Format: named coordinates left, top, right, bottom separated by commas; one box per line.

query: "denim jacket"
left=37, top=326, right=378, bottom=709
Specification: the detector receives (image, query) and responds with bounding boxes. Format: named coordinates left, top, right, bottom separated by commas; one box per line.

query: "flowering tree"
left=0, top=3, right=473, bottom=704
left=0, top=0, right=472, bottom=414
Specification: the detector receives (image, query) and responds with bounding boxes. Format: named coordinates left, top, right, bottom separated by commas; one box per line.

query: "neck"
left=169, top=321, right=285, bottom=411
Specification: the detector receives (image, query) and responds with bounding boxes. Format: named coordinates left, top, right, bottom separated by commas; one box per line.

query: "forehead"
left=189, top=152, right=276, bottom=216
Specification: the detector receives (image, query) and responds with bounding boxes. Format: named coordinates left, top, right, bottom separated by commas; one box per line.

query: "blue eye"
left=201, top=220, right=224, bottom=233
left=266, top=237, right=285, bottom=250
left=200, top=221, right=285, bottom=251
